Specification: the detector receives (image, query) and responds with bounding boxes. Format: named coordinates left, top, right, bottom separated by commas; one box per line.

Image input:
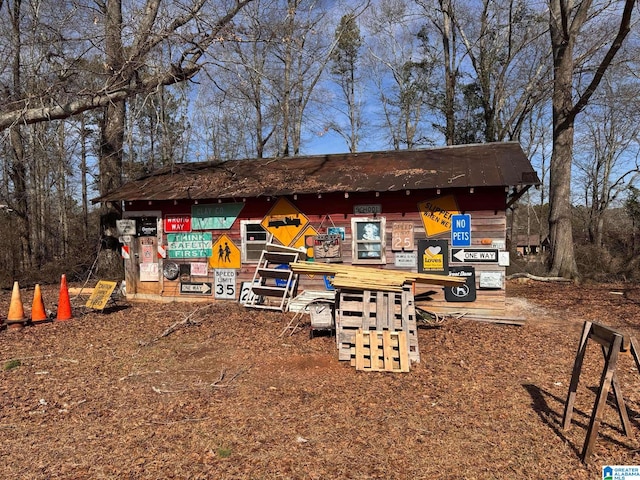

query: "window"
left=351, top=217, right=386, bottom=264
left=241, top=220, right=269, bottom=262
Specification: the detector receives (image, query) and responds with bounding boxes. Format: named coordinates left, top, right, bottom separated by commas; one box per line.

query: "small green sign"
left=191, top=203, right=244, bottom=230
left=167, top=232, right=212, bottom=259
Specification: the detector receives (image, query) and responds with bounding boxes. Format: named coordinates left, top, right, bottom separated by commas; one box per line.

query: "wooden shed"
left=94, top=142, right=539, bottom=316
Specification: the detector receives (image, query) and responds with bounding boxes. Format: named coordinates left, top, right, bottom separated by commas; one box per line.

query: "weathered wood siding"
left=123, top=187, right=508, bottom=315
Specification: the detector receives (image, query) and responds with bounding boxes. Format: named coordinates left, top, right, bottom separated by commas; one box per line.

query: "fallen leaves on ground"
left=1, top=279, right=639, bottom=479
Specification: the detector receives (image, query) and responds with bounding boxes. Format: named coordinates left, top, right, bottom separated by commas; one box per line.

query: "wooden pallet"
left=336, top=285, right=420, bottom=364
left=354, top=329, right=410, bottom=372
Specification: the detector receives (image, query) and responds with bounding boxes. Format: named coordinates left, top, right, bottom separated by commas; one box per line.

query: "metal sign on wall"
left=417, top=239, right=449, bottom=274
left=417, top=195, right=460, bottom=237
left=392, top=222, right=414, bottom=251
left=261, top=197, right=309, bottom=246
left=209, top=234, right=241, bottom=269
left=164, top=215, right=192, bottom=233
left=214, top=269, right=236, bottom=299
left=444, top=266, right=476, bottom=302
left=191, top=203, right=244, bottom=230
left=167, top=232, right=212, bottom=259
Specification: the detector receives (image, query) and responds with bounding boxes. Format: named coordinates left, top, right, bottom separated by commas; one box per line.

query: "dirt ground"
left=1, top=279, right=640, bottom=479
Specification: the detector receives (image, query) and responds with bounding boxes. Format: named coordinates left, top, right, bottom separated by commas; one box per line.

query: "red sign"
left=164, top=215, right=191, bottom=232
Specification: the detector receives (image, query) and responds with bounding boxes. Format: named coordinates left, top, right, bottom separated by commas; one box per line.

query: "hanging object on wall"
left=209, top=234, right=241, bottom=269
left=391, top=222, right=414, bottom=251
left=191, top=203, right=244, bottom=230
left=417, top=195, right=460, bottom=237
left=261, top=197, right=310, bottom=246
left=163, top=262, right=179, bottom=281
left=313, top=234, right=342, bottom=262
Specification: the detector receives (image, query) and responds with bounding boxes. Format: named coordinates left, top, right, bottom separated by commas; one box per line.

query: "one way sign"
left=451, top=248, right=499, bottom=263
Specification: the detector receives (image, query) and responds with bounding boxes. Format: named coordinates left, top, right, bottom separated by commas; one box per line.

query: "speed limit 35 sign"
left=214, top=269, right=237, bottom=299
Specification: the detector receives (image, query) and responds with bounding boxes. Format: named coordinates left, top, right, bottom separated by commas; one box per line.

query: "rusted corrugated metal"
left=93, top=142, right=540, bottom=203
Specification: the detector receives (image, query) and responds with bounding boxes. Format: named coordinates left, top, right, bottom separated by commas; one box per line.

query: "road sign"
left=451, top=248, right=499, bottom=263
left=451, top=214, right=471, bottom=247
left=167, top=232, right=212, bottom=259
left=192, top=203, right=244, bottom=230
left=417, top=195, right=459, bottom=237
left=180, top=282, right=212, bottom=295
left=85, top=281, right=118, bottom=310
left=261, top=197, right=309, bottom=246
left=214, top=269, right=236, bottom=299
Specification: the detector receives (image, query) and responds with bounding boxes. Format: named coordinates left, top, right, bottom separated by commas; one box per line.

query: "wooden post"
left=562, top=321, right=640, bottom=463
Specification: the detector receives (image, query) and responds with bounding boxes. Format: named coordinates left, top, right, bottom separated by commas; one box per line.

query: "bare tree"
left=328, top=12, right=364, bottom=153
left=364, top=0, right=437, bottom=149
left=547, top=0, right=636, bottom=279
left=574, top=75, right=640, bottom=248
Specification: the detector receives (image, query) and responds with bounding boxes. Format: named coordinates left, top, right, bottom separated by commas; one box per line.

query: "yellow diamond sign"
left=261, top=197, right=309, bottom=247
left=417, top=195, right=460, bottom=237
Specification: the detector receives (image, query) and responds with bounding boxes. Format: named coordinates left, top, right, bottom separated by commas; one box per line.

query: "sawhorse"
left=562, top=321, right=640, bottom=463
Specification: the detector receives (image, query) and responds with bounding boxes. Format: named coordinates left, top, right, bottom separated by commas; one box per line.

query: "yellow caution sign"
left=417, top=195, right=460, bottom=237
left=209, top=234, right=241, bottom=269
left=85, top=281, right=118, bottom=310
left=261, top=197, right=309, bottom=246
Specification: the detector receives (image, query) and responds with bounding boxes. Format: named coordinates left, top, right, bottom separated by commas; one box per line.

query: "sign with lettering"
left=137, top=217, right=158, bottom=237
left=164, top=215, right=192, bottom=233
left=354, top=204, right=382, bottom=215
left=214, top=269, right=236, bottom=299
left=140, top=262, right=159, bottom=281
left=192, top=203, right=244, bottom=230
left=261, top=197, right=309, bottom=247
left=392, top=222, right=414, bottom=251
left=417, top=239, right=448, bottom=274
left=180, top=282, right=213, bottom=295
left=451, top=248, right=499, bottom=263
left=167, top=232, right=212, bottom=259
left=451, top=214, right=471, bottom=247
left=394, top=252, right=417, bottom=268
left=85, top=281, right=118, bottom=310
left=444, top=266, right=476, bottom=302
left=190, top=262, right=209, bottom=276
left=209, top=234, right=241, bottom=269
left=313, top=234, right=342, bottom=261
left=417, top=195, right=460, bottom=237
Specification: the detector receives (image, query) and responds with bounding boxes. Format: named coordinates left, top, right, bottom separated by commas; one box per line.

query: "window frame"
left=240, top=220, right=270, bottom=263
left=351, top=217, right=386, bottom=265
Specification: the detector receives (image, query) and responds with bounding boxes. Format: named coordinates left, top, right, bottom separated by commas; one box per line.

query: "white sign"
left=215, top=269, right=236, bottom=300
left=451, top=248, right=499, bottom=263
left=394, top=252, right=417, bottom=268
left=116, top=219, right=136, bottom=235
left=190, top=262, right=209, bottom=276
left=239, top=281, right=261, bottom=306
left=479, top=271, right=503, bottom=289
left=140, top=262, right=159, bottom=282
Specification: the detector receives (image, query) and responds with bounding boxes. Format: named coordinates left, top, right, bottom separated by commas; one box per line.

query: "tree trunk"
left=97, top=0, right=125, bottom=280
left=548, top=122, right=578, bottom=278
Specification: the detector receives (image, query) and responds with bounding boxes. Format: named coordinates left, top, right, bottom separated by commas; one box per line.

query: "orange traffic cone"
left=56, top=274, right=72, bottom=321
left=7, top=281, right=26, bottom=330
left=31, top=284, right=49, bottom=324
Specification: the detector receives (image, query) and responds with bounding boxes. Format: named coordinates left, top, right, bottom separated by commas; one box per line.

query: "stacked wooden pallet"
left=289, top=262, right=465, bottom=291
left=355, top=329, right=410, bottom=372
left=337, top=285, right=420, bottom=365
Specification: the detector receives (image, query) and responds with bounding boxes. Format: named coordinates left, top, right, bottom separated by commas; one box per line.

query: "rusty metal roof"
left=93, top=142, right=540, bottom=203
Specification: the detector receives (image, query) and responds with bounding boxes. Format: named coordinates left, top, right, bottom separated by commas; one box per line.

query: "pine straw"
left=0, top=280, right=639, bottom=479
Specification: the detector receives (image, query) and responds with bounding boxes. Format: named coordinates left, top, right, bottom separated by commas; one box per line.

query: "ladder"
left=245, top=243, right=305, bottom=311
